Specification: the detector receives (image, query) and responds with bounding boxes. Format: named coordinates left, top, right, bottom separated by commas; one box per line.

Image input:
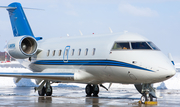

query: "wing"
left=0, top=72, right=74, bottom=81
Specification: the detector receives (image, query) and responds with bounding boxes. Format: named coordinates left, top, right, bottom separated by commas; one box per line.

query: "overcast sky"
left=0, top=0, right=180, bottom=63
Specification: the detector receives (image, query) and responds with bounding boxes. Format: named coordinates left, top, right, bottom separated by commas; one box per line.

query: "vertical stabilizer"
left=7, top=2, right=34, bottom=37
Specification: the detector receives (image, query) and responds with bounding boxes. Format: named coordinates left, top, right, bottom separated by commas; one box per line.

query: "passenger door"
left=63, top=46, right=70, bottom=62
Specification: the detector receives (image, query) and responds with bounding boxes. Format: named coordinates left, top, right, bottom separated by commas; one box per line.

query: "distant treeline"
left=0, top=51, right=15, bottom=61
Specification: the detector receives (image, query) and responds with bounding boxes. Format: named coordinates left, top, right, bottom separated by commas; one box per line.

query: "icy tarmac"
left=0, top=86, right=180, bottom=107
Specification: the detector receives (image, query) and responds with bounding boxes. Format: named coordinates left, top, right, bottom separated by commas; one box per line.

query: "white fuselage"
left=20, top=33, right=176, bottom=84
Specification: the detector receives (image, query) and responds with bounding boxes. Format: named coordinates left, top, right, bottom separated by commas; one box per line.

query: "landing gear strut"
left=85, top=84, right=99, bottom=96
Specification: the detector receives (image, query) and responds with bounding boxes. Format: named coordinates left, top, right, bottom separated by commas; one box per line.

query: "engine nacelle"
left=7, top=36, right=37, bottom=59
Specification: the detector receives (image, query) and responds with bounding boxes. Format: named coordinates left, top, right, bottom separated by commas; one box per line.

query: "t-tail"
left=1, top=2, right=42, bottom=40
left=0, top=2, right=41, bottom=59
left=7, top=2, right=34, bottom=37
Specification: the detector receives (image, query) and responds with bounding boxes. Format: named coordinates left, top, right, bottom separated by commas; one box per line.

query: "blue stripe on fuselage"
left=32, top=60, right=154, bottom=72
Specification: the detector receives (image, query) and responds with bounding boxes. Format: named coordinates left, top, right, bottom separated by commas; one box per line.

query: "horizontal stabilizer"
left=0, top=6, right=43, bottom=10
left=0, top=6, right=16, bottom=9
left=0, top=72, right=74, bottom=81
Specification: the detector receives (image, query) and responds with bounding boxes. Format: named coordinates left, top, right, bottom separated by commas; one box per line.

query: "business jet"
left=0, top=2, right=176, bottom=104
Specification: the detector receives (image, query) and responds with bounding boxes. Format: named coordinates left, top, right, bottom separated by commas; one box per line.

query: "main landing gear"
left=135, top=84, right=157, bottom=104
left=85, top=84, right=99, bottom=96
left=35, top=80, right=53, bottom=96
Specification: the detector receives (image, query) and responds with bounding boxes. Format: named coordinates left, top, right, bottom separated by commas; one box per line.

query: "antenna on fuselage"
left=168, top=53, right=175, bottom=65
left=79, top=30, right=83, bottom=36
left=109, top=27, right=113, bottom=33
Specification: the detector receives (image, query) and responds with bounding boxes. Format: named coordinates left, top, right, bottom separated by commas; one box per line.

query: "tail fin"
left=7, top=2, right=34, bottom=37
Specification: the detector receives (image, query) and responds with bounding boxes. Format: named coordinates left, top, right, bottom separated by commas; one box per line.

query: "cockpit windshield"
left=147, top=42, right=160, bottom=50
left=112, top=42, right=130, bottom=50
left=112, top=41, right=160, bottom=50
left=131, top=42, right=151, bottom=49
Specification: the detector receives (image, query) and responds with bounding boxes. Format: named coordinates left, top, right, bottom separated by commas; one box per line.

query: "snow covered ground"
left=0, top=66, right=179, bottom=90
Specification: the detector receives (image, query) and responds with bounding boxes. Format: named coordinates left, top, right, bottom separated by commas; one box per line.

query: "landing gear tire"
left=86, top=84, right=93, bottom=96
left=38, top=86, right=46, bottom=96
left=46, top=86, right=52, bottom=96
left=93, top=85, right=99, bottom=96
left=140, top=95, right=147, bottom=104
left=141, top=94, right=153, bottom=104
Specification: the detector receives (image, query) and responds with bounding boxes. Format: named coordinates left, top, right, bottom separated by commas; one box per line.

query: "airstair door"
left=63, top=46, right=70, bottom=62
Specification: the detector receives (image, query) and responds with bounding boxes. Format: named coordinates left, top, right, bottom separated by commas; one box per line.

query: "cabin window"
left=78, top=49, right=81, bottom=56
left=52, top=50, right=56, bottom=56
left=59, top=50, right=62, bottom=56
left=71, top=49, right=75, bottom=56
left=131, top=42, right=151, bottom=49
left=147, top=42, right=160, bottom=50
left=85, top=48, right=88, bottom=56
left=92, top=48, right=96, bottom=55
left=112, top=42, right=130, bottom=50
left=47, top=50, right=50, bottom=56
left=65, top=49, right=68, bottom=56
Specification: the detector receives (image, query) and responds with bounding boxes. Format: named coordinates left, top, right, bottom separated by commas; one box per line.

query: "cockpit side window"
left=131, top=42, right=151, bottom=49
left=147, top=42, right=160, bottom=50
left=112, top=42, right=130, bottom=50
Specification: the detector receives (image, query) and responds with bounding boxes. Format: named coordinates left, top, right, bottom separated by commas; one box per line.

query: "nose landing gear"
left=135, top=83, right=157, bottom=104
left=140, top=91, right=153, bottom=104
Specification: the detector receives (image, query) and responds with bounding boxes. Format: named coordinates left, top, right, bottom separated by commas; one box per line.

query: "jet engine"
left=7, top=36, right=37, bottom=59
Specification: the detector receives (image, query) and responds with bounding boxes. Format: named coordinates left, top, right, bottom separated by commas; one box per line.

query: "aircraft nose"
left=166, top=66, right=176, bottom=79
left=166, top=65, right=176, bottom=78
left=158, top=62, right=176, bottom=79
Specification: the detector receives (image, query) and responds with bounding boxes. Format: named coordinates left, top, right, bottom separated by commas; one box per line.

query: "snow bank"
left=0, top=67, right=179, bottom=90
left=175, top=63, right=180, bottom=69
left=0, top=67, right=36, bottom=87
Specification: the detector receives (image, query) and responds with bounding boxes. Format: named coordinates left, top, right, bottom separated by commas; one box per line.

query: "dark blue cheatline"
left=33, top=60, right=154, bottom=72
